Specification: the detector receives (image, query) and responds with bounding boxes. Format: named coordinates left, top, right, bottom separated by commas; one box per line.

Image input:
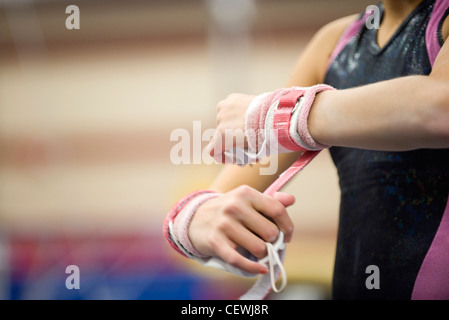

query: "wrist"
left=186, top=199, right=214, bottom=257
left=163, top=190, right=219, bottom=258
left=245, top=90, right=288, bottom=154
left=271, top=84, right=334, bottom=152
left=307, top=89, right=332, bottom=148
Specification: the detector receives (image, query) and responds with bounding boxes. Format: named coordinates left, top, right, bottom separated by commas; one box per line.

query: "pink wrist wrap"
left=245, top=84, right=334, bottom=157
left=163, top=190, right=220, bottom=258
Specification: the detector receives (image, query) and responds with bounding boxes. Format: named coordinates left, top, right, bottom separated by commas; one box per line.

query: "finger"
left=234, top=202, right=281, bottom=244
left=206, top=130, right=226, bottom=163
left=226, top=219, right=271, bottom=259
left=214, top=236, right=268, bottom=275
left=273, top=192, right=296, bottom=207
left=206, top=130, right=219, bottom=156
left=205, top=135, right=215, bottom=157
left=250, top=192, right=295, bottom=243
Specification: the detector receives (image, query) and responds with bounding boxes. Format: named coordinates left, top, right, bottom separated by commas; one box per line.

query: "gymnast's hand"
left=206, top=85, right=334, bottom=165
left=206, top=93, right=255, bottom=163
left=188, top=185, right=295, bottom=275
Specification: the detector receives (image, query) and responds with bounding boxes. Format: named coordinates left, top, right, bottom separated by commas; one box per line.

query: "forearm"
left=210, top=152, right=303, bottom=193
left=309, top=75, right=449, bottom=151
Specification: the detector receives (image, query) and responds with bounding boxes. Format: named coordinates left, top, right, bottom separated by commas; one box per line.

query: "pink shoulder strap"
left=326, top=12, right=371, bottom=71
left=426, top=0, right=449, bottom=66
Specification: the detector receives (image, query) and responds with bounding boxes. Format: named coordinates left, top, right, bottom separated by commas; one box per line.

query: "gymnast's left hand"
left=206, top=93, right=255, bottom=162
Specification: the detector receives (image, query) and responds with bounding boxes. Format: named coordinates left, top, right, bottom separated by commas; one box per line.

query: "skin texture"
left=188, top=0, right=449, bottom=275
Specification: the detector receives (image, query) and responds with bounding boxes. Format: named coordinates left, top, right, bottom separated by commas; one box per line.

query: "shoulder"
left=287, top=14, right=360, bottom=86
left=312, top=14, right=360, bottom=81
left=316, top=14, right=361, bottom=40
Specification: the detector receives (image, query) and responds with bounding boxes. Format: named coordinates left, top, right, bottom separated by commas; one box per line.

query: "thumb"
left=273, top=192, right=295, bottom=208
left=206, top=130, right=224, bottom=163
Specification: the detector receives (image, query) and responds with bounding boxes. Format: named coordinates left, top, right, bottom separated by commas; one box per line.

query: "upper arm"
left=431, top=14, right=449, bottom=78
left=419, top=15, right=449, bottom=143
left=430, top=40, right=449, bottom=79
left=442, top=13, right=449, bottom=41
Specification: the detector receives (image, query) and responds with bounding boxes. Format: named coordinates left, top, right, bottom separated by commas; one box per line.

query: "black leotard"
left=324, top=0, right=449, bottom=299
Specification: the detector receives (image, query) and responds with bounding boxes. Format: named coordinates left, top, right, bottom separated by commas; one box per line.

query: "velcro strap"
left=278, top=89, right=305, bottom=109
left=272, top=89, right=307, bottom=151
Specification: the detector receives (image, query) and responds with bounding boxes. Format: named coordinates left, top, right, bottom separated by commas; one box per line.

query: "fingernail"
left=260, top=268, right=268, bottom=274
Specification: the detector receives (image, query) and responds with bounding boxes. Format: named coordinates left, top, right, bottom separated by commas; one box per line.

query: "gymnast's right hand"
left=188, top=185, right=295, bottom=275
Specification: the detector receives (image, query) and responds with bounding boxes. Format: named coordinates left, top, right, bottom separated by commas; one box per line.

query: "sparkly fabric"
left=324, top=0, right=449, bottom=299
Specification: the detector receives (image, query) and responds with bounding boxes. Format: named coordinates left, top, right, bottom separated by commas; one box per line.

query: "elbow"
left=423, top=85, right=449, bottom=145
left=433, top=87, right=449, bottom=140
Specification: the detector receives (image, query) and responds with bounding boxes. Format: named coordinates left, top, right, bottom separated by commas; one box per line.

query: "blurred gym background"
left=0, top=0, right=372, bottom=300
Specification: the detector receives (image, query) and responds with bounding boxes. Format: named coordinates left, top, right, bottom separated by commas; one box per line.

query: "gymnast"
left=164, top=0, right=449, bottom=299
